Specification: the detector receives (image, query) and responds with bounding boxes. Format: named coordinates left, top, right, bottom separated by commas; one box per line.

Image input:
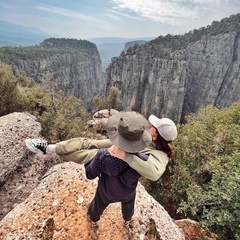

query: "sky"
left=0, top=0, right=240, bottom=40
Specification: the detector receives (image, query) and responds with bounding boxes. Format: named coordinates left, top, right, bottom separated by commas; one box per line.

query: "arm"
left=84, top=152, right=102, bottom=180
left=124, top=150, right=169, bottom=181
left=85, top=148, right=128, bottom=179
left=108, top=145, right=169, bottom=181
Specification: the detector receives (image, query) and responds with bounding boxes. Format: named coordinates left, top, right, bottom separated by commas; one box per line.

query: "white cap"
left=148, top=115, right=177, bottom=141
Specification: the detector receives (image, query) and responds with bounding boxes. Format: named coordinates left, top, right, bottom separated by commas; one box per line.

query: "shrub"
left=173, top=103, right=240, bottom=239
left=0, top=62, right=91, bottom=142
left=143, top=102, right=240, bottom=239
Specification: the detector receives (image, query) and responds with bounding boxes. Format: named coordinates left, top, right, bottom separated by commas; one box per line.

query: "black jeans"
left=88, top=183, right=136, bottom=222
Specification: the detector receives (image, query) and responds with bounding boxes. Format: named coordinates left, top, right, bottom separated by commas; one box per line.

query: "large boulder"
left=0, top=112, right=184, bottom=239
left=0, top=162, right=184, bottom=240
left=0, top=112, right=61, bottom=220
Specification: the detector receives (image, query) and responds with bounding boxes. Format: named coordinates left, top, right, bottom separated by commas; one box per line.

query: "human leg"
left=88, top=184, right=111, bottom=223
left=55, top=138, right=111, bottom=154
left=25, top=137, right=112, bottom=164
left=121, top=192, right=136, bottom=222
left=55, top=138, right=112, bottom=164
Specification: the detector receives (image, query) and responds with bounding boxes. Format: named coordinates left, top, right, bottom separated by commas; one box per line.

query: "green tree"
left=36, top=91, right=90, bottom=141
left=107, top=86, right=121, bottom=110
left=92, top=97, right=108, bottom=113
left=0, top=62, right=22, bottom=115
left=172, top=103, right=240, bottom=239
left=0, top=62, right=92, bottom=142
left=143, top=102, right=240, bottom=239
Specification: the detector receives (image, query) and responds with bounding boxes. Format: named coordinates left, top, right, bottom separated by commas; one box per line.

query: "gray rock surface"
left=105, top=32, right=240, bottom=123
left=0, top=112, right=61, bottom=220
left=9, top=50, right=104, bottom=109
left=1, top=30, right=240, bottom=123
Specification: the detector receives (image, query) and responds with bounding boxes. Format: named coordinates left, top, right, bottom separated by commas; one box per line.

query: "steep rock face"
left=106, top=32, right=240, bottom=123
left=106, top=46, right=187, bottom=122
left=183, top=32, right=240, bottom=118
left=13, top=52, right=103, bottom=107
left=1, top=39, right=104, bottom=108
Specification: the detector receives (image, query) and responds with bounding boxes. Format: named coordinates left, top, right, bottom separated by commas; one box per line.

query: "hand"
left=108, top=145, right=126, bottom=160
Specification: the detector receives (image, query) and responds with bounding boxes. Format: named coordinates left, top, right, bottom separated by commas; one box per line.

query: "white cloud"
left=105, top=12, right=122, bottom=21
left=34, top=5, right=104, bottom=24
left=1, top=0, right=239, bottom=39
left=107, top=9, right=144, bottom=21
left=110, top=0, right=226, bottom=25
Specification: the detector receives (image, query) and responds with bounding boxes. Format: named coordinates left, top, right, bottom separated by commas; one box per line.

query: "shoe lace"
left=34, top=139, right=48, bottom=147
left=33, top=139, right=48, bottom=154
left=37, top=142, right=48, bottom=148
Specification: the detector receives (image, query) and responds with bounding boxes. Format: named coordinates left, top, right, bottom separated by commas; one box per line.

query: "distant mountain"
left=0, top=20, right=155, bottom=71
left=89, top=37, right=155, bottom=71
left=0, top=20, right=52, bottom=46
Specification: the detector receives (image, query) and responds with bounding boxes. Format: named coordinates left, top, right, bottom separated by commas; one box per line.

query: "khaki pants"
left=55, top=138, right=112, bottom=164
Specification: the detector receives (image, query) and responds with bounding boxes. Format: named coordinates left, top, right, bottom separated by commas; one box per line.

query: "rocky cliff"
left=106, top=44, right=187, bottom=123
left=0, top=112, right=185, bottom=240
left=1, top=16, right=240, bottom=123
left=0, top=38, right=104, bottom=109
left=105, top=15, right=240, bottom=123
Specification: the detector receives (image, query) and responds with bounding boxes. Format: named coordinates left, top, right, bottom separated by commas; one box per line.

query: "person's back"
left=85, top=148, right=148, bottom=201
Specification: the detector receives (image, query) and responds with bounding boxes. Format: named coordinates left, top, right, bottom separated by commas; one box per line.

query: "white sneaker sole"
left=24, top=139, right=38, bottom=153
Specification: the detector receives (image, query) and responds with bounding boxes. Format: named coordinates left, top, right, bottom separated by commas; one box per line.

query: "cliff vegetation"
left=142, top=101, right=240, bottom=240
left=0, top=38, right=98, bottom=65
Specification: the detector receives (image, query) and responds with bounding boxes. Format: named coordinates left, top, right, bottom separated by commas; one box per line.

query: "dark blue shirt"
left=85, top=148, right=148, bottom=202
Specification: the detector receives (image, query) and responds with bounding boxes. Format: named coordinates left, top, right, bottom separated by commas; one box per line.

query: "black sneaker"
left=25, top=138, right=49, bottom=154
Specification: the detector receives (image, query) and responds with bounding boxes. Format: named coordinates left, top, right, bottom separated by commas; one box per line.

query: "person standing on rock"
left=25, top=114, right=177, bottom=182
left=84, top=111, right=150, bottom=227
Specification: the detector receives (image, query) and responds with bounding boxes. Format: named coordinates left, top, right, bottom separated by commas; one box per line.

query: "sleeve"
left=84, top=152, right=102, bottom=180
left=123, top=150, right=169, bottom=181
